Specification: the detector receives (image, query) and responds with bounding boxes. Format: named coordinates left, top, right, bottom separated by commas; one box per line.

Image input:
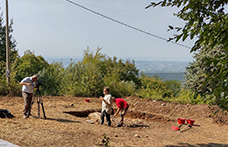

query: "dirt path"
left=0, top=96, right=228, bottom=147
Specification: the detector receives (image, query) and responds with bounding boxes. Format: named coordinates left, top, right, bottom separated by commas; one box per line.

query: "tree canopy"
left=0, top=11, right=18, bottom=76
left=147, top=0, right=228, bottom=108
left=146, top=0, right=228, bottom=52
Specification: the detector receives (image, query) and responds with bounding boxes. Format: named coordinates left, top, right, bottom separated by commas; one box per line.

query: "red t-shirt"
left=115, top=98, right=129, bottom=109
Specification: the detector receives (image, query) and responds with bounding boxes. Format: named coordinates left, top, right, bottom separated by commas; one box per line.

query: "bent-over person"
left=113, top=98, right=129, bottom=127
left=20, top=75, right=38, bottom=119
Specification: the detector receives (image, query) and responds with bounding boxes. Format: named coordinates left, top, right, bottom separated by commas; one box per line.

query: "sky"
left=1, top=0, right=195, bottom=61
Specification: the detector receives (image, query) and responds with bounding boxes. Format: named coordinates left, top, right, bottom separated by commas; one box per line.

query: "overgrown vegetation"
left=0, top=47, right=211, bottom=106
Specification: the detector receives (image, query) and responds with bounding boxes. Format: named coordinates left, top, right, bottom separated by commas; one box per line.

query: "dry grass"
left=1, top=96, right=228, bottom=147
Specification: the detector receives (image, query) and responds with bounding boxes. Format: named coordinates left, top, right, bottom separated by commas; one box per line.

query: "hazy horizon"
left=3, top=0, right=195, bottom=62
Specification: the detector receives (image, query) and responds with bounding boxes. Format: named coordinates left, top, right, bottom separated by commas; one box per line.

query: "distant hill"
left=45, top=57, right=190, bottom=73
left=44, top=57, right=189, bottom=81
left=135, top=60, right=190, bottom=73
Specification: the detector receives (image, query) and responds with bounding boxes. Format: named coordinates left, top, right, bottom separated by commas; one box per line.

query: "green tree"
left=0, top=9, right=19, bottom=96
left=0, top=11, right=18, bottom=76
left=11, top=50, right=49, bottom=82
left=62, top=59, right=104, bottom=97
left=61, top=48, right=139, bottom=97
left=136, top=75, right=172, bottom=100
left=184, top=45, right=227, bottom=105
left=147, top=0, right=228, bottom=108
left=38, top=62, right=65, bottom=96
left=165, top=80, right=181, bottom=97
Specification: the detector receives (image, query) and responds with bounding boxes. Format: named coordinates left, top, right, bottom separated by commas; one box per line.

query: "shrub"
left=136, top=75, right=172, bottom=100
left=37, top=62, right=65, bottom=96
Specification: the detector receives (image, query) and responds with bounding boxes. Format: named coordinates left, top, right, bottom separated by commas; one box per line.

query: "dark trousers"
left=22, top=92, right=33, bottom=116
left=100, top=110, right=111, bottom=126
left=120, top=105, right=129, bottom=123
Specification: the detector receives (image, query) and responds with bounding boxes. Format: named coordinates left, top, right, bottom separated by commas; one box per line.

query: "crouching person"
left=99, top=87, right=113, bottom=126
left=113, top=98, right=129, bottom=127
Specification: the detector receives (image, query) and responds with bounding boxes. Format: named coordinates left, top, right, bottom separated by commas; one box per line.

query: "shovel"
left=180, top=119, right=195, bottom=133
left=171, top=118, right=186, bottom=131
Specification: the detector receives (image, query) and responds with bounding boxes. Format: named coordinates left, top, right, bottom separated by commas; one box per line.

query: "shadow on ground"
left=126, top=124, right=150, bottom=128
left=45, top=117, right=81, bottom=123
left=165, top=143, right=228, bottom=147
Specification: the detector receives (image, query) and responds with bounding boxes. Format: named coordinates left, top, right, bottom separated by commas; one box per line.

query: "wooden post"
left=5, top=0, right=10, bottom=83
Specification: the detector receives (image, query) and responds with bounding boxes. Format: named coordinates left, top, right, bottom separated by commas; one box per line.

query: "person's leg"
left=120, top=113, right=124, bottom=124
left=27, top=93, right=33, bottom=118
left=22, top=92, right=29, bottom=117
left=100, top=111, right=105, bottom=125
left=119, top=108, right=124, bottom=124
left=120, top=106, right=129, bottom=124
left=105, top=111, right=111, bottom=126
left=123, top=105, right=129, bottom=115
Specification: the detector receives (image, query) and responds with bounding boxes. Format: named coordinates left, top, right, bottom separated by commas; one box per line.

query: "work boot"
left=117, top=122, right=123, bottom=127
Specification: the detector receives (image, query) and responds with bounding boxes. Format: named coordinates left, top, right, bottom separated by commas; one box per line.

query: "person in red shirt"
left=113, top=98, right=129, bottom=127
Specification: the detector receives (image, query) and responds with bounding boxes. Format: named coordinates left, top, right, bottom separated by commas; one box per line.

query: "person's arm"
left=99, top=96, right=112, bottom=106
left=114, top=108, right=120, bottom=116
left=19, top=82, right=32, bottom=86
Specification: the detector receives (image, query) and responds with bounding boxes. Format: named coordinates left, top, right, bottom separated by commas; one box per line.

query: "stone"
left=86, top=120, right=94, bottom=124
left=161, top=103, right=166, bottom=106
left=88, top=112, right=101, bottom=123
left=134, top=134, right=140, bottom=138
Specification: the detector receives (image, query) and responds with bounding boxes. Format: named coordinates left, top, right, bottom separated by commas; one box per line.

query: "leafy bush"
left=0, top=76, right=21, bottom=96
left=136, top=75, right=172, bottom=100
left=164, top=80, right=181, bottom=97
left=61, top=48, right=139, bottom=97
left=171, top=89, right=207, bottom=105
left=11, top=50, right=49, bottom=82
left=37, top=62, right=65, bottom=96
left=61, top=62, right=104, bottom=97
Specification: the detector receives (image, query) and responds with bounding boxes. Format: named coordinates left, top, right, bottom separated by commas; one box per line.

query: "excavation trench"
left=63, top=108, right=174, bottom=124
left=63, top=108, right=101, bottom=117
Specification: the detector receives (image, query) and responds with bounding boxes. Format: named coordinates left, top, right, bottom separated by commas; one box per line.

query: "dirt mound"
left=125, top=96, right=228, bottom=125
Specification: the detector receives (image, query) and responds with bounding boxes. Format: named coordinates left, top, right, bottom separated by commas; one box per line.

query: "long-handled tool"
left=180, top=119, right=195, bottom=133
left=172, top=118, right=186, bottom=131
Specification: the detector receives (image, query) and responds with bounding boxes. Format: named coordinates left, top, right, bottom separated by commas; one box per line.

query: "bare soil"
left=1, top=96, right=228, bottom=147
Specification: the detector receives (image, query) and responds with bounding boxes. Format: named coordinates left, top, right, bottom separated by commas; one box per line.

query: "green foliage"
left=37, top=62, right=65, bottom=96
left=147, top=0, right=228, bottom=52
left=171, top=89, right=204, bottom=104
left=0, top=75, right=21, bottom=96
left=0, top=46, right=212, bottom=106
left=0, top=10, right=18, bottom=77
left=11, top=50, right=49, bottom=82
left=60, top=48, right=105, bottom=97
left=102, top=134, right=110, bottom=147
left=104, top=74, right=136, bottom=98
left=147, top=0, right=228, bottom=109
left=184, top=45, right=228, bottom=108
left=61, top=48, right=139, bottom=97
left=165, top=80, right=181, bottom=97
left=0, top=77, right=10, bottom=95
left=102, top=56, right=139, bottom=97
left=0, top=13, right=18, bottom=63
left=62, top=62, right=104, bottom=97
left=136, top=75, right=173, bottom=100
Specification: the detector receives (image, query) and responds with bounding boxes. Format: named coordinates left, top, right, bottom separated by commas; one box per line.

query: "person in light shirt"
left=20, top=75, right=38, bottom=119
left=99, top=87, right=113, bottom=126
